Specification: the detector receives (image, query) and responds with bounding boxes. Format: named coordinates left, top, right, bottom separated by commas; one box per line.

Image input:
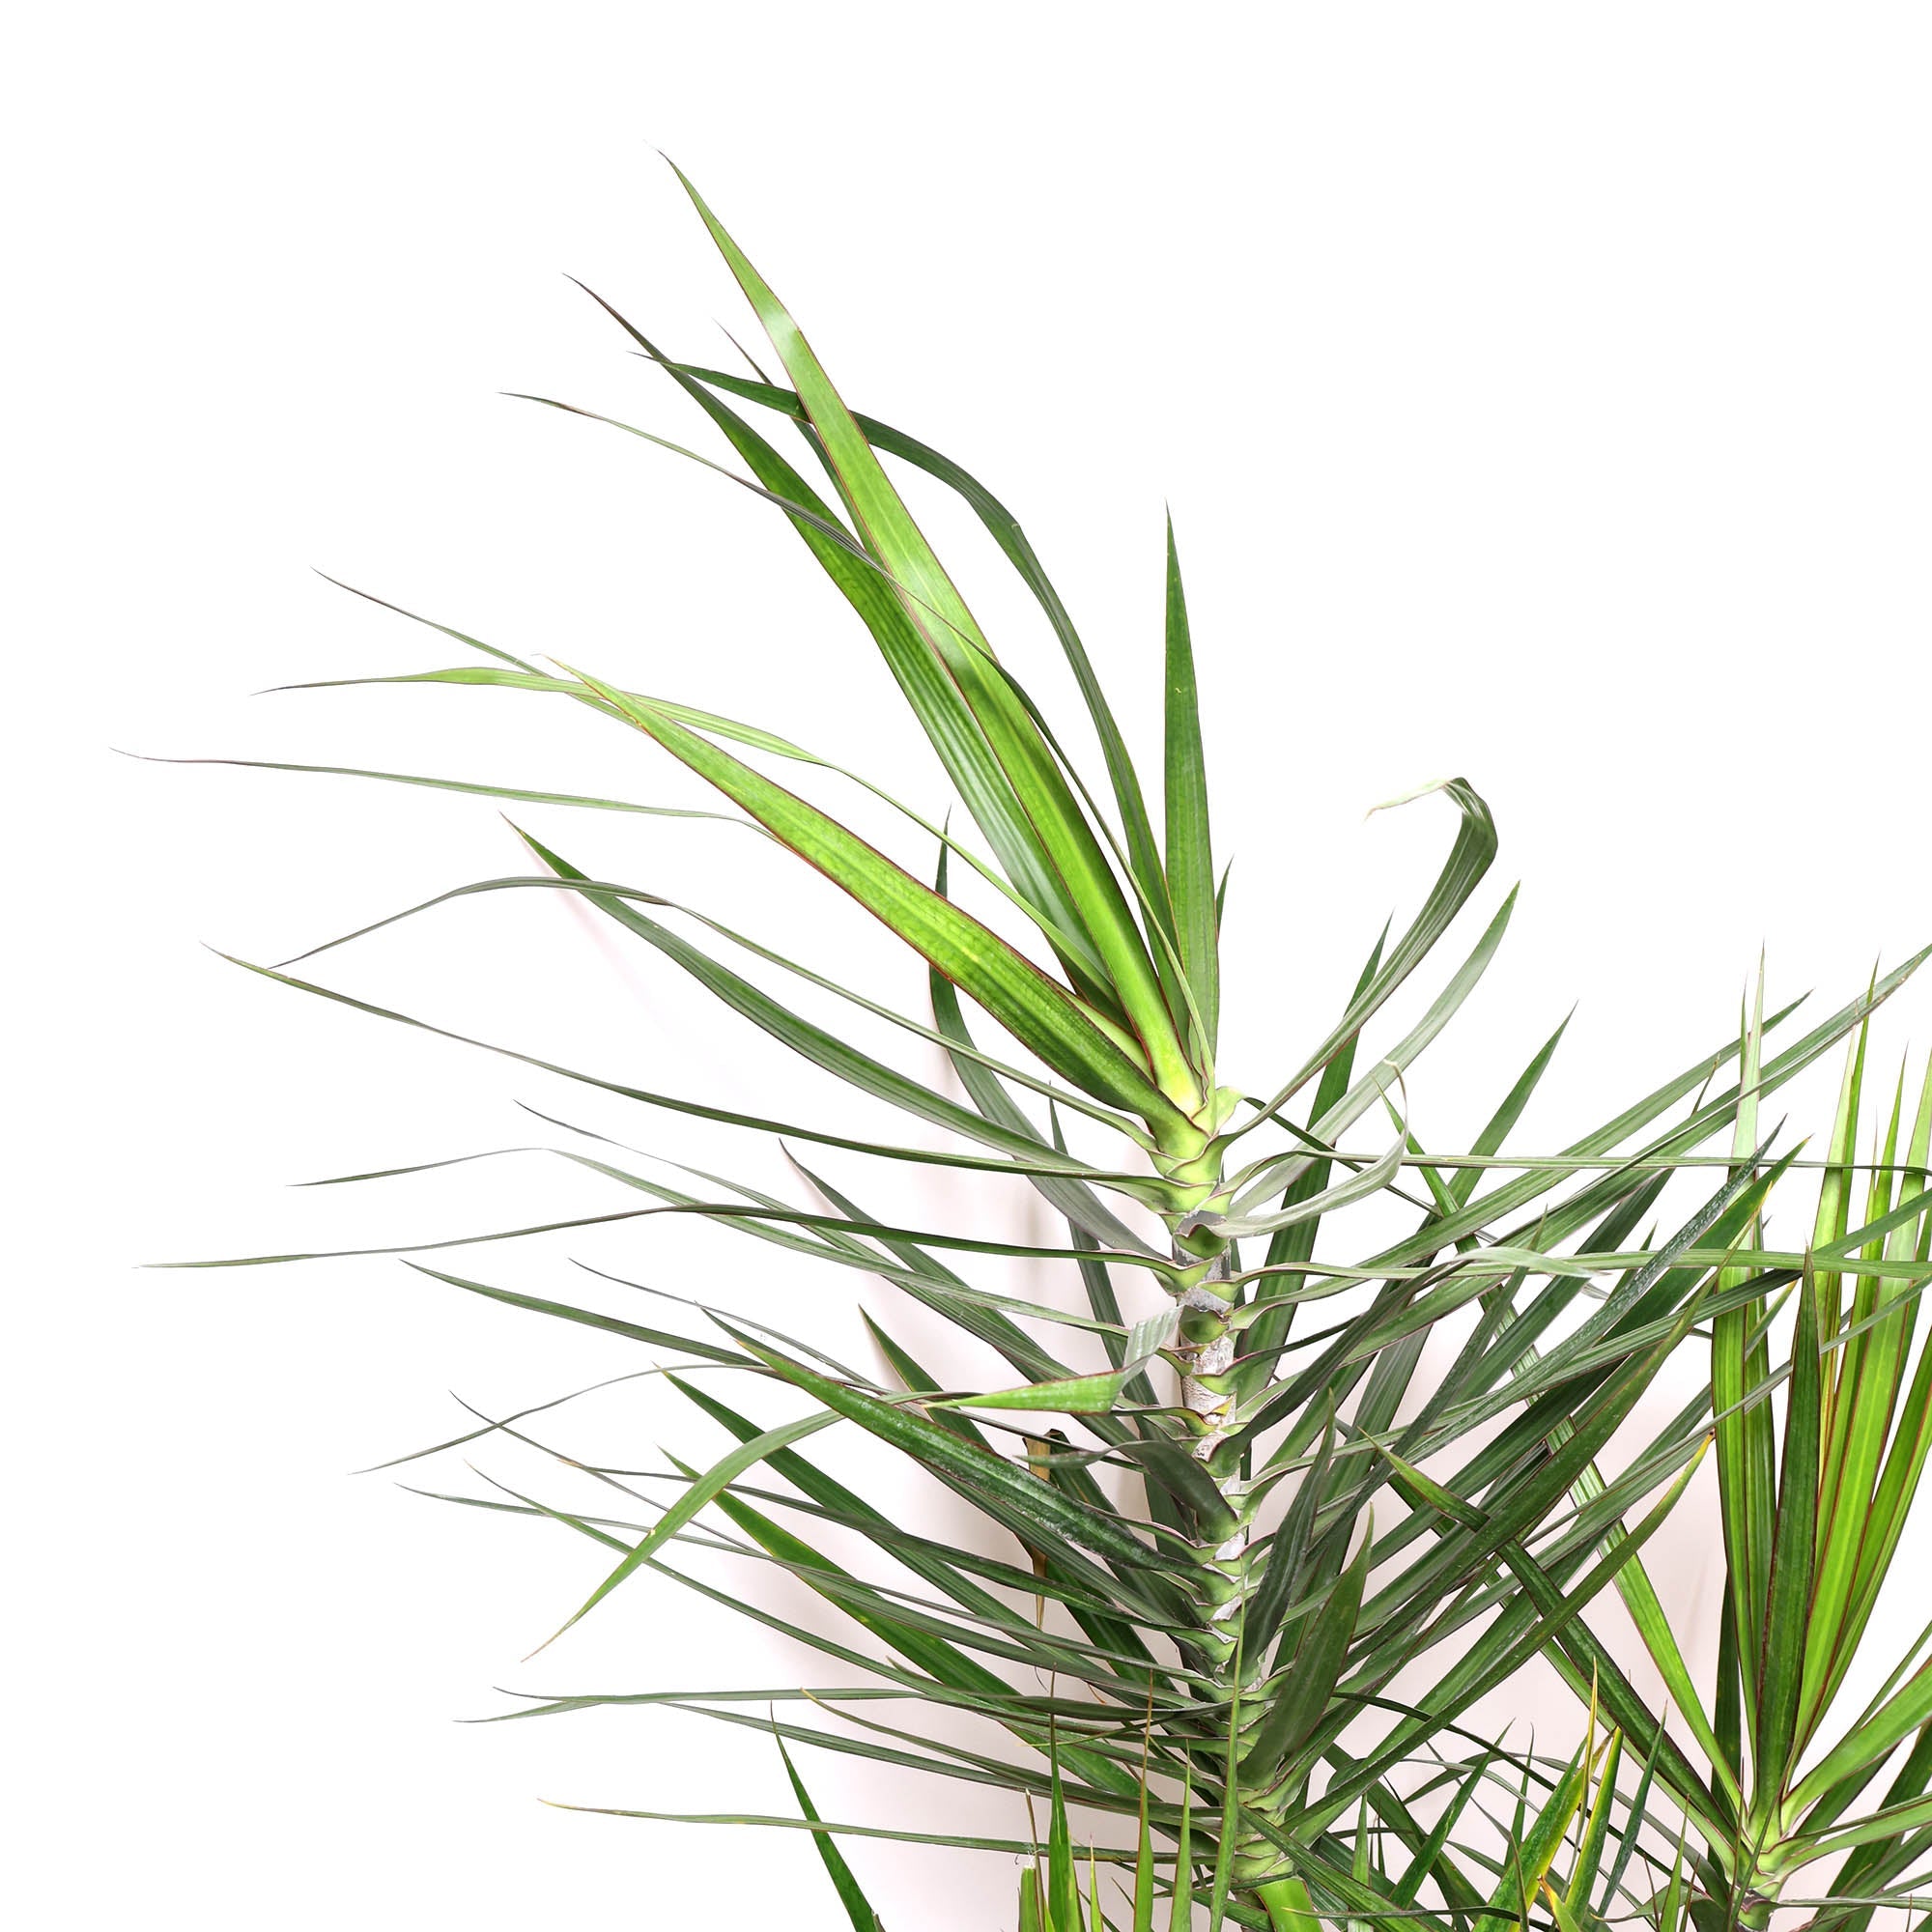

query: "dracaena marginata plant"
left=163, top=171, right=1932, bottom=1931
left=1502, top=1014, right=1932, bottom=1932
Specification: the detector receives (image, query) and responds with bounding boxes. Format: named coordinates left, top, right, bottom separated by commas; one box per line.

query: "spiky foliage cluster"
left=169, top=174, right=1932, bottom=1932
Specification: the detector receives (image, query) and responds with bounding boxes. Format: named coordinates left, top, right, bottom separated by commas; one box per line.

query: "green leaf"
left=1207, top=1658, right=1244, bottom=1932
left=1162, top=515, right=1216, bottom=1062
left=1475, top=1736, right=1592, bottom=1927
left=536, top=1406, right=839, bottom=1650
left=1021, top=1864, right=1045, bottom=1932
left=316, top=651, right=1136, bottom=1017
left=1599, top=1719, right=1667, bottom=1918
left=313, top=572, right=542, bottom=670
left=1049, top=1750, right=1082, bottom=1932
left=1752, top=1255, right=1822, bottom=1796
left=549, top=1798, right=1045, bottom=1859
left=1449, top=1012, right=1573, bottom=1211
left=659, top=357, right=1178, bottom=978
left=670, top=166, right=1197, bottom=1111
left=131, top=751, right=751, bottom=826
left=1134, top=1740, right=1158, bottom=1932
left=1801, top=1050, right=1932, bottom=1738
left=660, top=1387, right=1022, bottom=1645
left=930, top=1313, right=1179, bottom=1417
left=511, top=828, right=1153, bottom=1191
left=558, top=664, right=1196, bottom=1143
left=1242, top=1520, right=1371, bottom=1784
left=1232, top=779, right=1499, bottom=1142
left=1789, top=1662, right=1932, bottom=1814
left=1243, top=1408, right=1337, bottom=1662
left=776, top=1731, right=887, bottom=1931
left=1168, top=1766, right=1195, bottom=1932
left=1234, top=887, right=1520, bottom=1213
left=715, top=1322, right=1188, bottom=1579
left=582, top=294, right=1131, bottom=1006
left=1389, top=1751, right=1492, bottom=1907
left=205, top=951, right=1166, bottom=1189
left=405, top=1262, right=752, bottom=1367
left=1713, top=981, right=1776, bottom=1753
left=1232, top=933, right=1388, bottom=1406
left=1326, top=1434, right=1719, bottom=1841
left=1209, top=1122, right=1406, bottom=1239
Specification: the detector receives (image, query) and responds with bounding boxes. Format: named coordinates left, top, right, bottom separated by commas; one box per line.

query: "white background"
left=8, top=5, right=1931, bottom=1926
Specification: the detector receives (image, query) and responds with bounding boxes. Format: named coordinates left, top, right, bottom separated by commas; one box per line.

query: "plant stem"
left=1165, top=1153, right=1291, bottom=1918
